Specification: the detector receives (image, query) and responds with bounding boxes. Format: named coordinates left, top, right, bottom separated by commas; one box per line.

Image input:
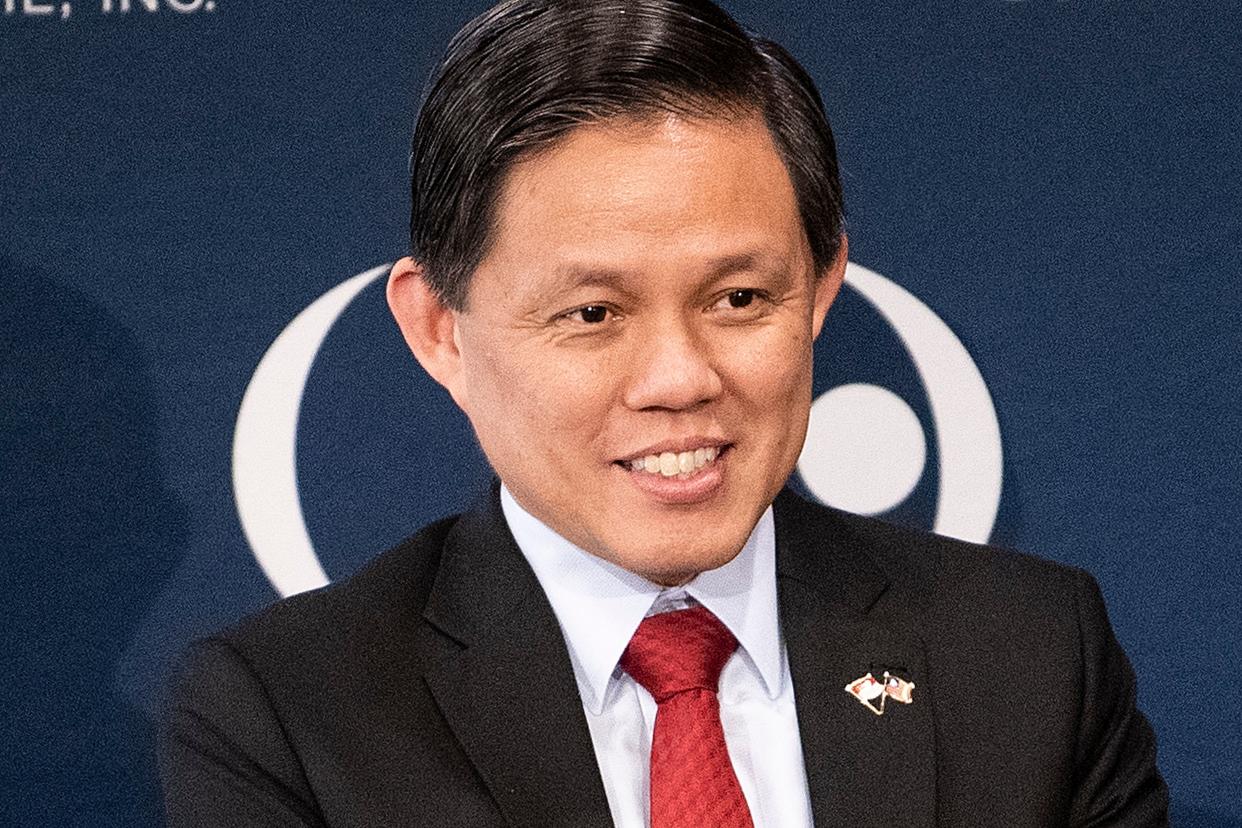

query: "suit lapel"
left=418, top=488, right=612, bottom=828
left=412, top=487, right=936, bottom=826
left=775, top=491, right=938, bottom=828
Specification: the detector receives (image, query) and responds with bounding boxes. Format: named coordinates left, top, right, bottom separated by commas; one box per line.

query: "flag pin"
left=844, top=671, right=915, bottom=715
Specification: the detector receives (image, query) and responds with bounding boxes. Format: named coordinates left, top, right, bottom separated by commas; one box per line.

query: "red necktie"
left=620, top=605, right=755, bottom=828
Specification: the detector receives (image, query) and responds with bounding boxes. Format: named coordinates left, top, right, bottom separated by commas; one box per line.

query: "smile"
left=614, top=443, right=732, bottom=505
left=624, top=446, right=722, bottom=478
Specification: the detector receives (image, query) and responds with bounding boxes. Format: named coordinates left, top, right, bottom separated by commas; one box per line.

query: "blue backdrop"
left=3, top=1, right=1239, bottom=824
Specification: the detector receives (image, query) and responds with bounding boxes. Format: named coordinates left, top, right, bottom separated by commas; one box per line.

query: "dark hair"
left=409, top=0, right=844, bottom=309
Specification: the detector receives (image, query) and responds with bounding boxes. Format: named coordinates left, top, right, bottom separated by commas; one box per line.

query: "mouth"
left=618, top=445, right=726, bottom=479
left=613, top=442, right=733, bottom=505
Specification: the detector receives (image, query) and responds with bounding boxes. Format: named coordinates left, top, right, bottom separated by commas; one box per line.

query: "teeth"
left=626, top=446, right=721, bottom=477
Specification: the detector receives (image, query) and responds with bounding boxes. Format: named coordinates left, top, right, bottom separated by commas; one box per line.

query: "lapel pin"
left=845, top=671, right=915, bottom=715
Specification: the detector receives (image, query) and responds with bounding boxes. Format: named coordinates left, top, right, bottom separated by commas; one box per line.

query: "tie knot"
left=620, top=605, right=738, bottom=702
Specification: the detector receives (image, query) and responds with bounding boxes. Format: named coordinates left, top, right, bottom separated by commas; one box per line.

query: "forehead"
left=479, top=112, right=809, bottom=289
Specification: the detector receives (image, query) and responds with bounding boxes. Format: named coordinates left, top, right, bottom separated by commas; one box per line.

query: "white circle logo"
left=233, top=262, right=1003, bottom=598
left=800, top=382, right=927, bottom=516
left=232, top=264, right=388, bottom=598
left=797, top=263, right=1003, bottom=543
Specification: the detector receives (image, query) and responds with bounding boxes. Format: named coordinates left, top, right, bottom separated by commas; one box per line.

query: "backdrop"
left=3, top=1, right=1239, bottom=824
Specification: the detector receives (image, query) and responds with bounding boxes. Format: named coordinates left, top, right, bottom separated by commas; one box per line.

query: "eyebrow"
left=702, top=251, right=789, bottom=280
left=547, top=250, right=791, bottom=295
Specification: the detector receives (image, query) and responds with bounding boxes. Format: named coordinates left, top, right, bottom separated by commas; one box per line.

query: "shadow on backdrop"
left=1, top=257, right=188, bottom=825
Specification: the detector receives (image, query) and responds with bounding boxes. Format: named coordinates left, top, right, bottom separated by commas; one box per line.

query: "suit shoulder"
left=213, top=513, right=460, bottom=662
left=776, top=490, right=1090, bottom=616
left=850, top=506, right=1080, bottom=586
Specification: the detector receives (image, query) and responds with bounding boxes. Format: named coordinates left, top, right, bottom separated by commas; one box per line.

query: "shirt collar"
left=500, top=485, right=784, bottom=714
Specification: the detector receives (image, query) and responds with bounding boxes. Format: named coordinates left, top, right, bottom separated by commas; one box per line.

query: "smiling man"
left=393, top=111, right=836, bottom=589
left=160, top=1, right=1167, bottom=826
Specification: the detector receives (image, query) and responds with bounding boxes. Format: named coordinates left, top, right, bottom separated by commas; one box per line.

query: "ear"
left=386, top=257, right=469, bottom=408
left=811, top=235, right=848, bottom=340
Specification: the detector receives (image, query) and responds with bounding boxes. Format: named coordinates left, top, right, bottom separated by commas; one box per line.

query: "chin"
left=610, top=533, right=749, bottom=584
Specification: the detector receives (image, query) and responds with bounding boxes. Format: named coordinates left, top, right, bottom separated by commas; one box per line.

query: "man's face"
left=441, top=113, right=841, bottom=584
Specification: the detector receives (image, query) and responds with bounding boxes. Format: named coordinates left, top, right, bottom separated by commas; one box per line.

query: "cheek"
left=720, top=324, right=814, bottom=407
left=462, top=338, right=615, bottom=442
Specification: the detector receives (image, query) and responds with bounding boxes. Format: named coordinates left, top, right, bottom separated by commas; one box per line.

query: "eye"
left=711, top=288, right=770, bottom=315
left=561, top=304, right=614, bottom=325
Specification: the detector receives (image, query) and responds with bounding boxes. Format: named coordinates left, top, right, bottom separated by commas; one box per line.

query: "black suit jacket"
left=160, top=488, right=1167, bottom=826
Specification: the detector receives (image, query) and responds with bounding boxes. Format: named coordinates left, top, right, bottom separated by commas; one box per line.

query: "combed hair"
left=409, top=0, right=845, bottom=309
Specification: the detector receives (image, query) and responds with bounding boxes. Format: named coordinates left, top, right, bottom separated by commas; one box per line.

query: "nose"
left=622, top=316, right=723, bottom=411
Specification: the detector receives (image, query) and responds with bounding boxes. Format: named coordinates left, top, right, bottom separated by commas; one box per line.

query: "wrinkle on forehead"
left=496, top=111, right=785, bottom=215
left=483, top=112, right=807, bottom=281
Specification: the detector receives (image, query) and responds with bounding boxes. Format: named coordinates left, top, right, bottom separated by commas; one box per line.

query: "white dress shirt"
left=500, top=486, right=814, bottom=828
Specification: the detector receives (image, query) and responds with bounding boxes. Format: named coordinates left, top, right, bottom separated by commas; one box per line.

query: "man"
left=160, top=1, right=1168, bottom=825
